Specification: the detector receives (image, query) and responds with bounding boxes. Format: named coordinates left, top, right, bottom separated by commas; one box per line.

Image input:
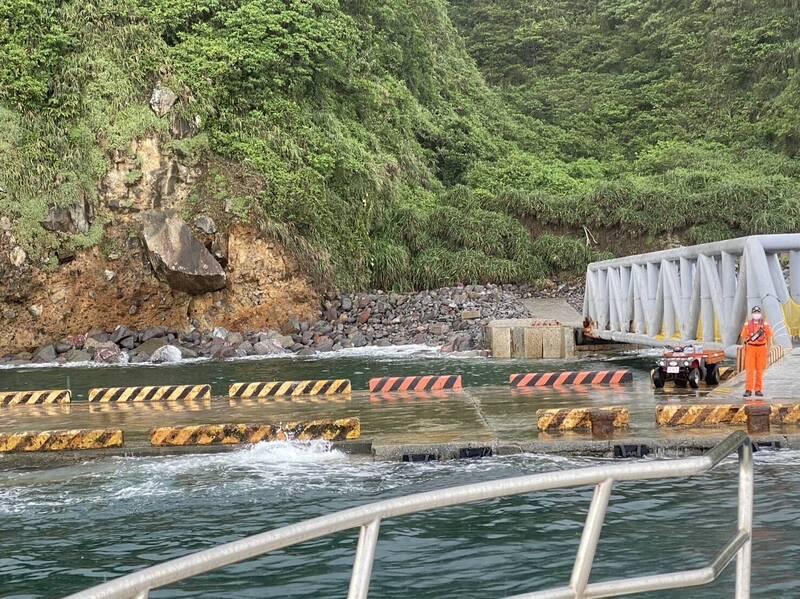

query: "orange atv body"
left=652, top=347, right=726, bottom=389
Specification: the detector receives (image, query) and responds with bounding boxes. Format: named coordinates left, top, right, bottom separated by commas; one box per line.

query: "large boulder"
left=140, top=210, right=226, bottom=294
left=111, top=325, right=137, bottom=344
left=140, top=326, right=166, bottom=342
left=176, top=345, right=198, bottom=359
left=252, top=340, right=286, bottom=356
left=64, top=349, right=92, bottom=363
left=150, top=85, right=177, bottom=117
left=84, top=337, right=114, bottom=352
left=256, top=330, right=293, bottom=349
left=32, top=344, right=57, bottom=363
left=94, top=345, right=128, bottom=364
left=149, top=345, right=182, bottom=364
left=130, top=337, right=167, bottom=358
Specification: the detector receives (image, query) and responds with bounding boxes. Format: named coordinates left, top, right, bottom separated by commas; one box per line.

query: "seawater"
left=1, top=443, right=799, bottom=598
left=0, top=349, right=797, bottom=597
left=0, top=346, right=653, bottom=400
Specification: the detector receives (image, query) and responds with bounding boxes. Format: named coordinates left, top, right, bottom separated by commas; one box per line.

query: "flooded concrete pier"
left=3, top=368, right=800, bottom=465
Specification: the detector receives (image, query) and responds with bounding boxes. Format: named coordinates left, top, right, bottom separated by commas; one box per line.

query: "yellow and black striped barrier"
left=771, top=404, right=800, bottom=425
left=735, top=345, right=786, bottom=373
left=150, top=417, right=361, bottom=447
left=88, top=384, right=211, bottom=403
left=228, top=379, right=351, bottom=398
left=0, top=428, right=124, bottom=453
left=656, top=404, right=748, bottom=427
left=0, top=389, right=71, bottom=406
left=536, top=407, right=629, bottom=431
left=718, top=366, right=734, bottom=381
left=658, top=403, right=800, bottom=427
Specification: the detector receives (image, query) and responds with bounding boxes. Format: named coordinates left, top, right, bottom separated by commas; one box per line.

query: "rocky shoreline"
left=0, top=282, right=584, bottom=366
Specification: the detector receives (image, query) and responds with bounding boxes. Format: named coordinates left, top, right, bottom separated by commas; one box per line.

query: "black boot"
left=755, top=391, right=764, bottom=397
left=743, top=390, right=752, bottom=398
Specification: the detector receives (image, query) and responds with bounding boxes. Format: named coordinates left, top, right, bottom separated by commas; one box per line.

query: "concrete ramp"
left=521, top=298, right=583, bottom=328
left=711, top=348, right=800, bottom=400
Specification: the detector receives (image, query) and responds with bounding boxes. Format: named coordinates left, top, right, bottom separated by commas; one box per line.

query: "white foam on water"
left=752, top=448, right=800, bottom=466
left=0, top=441, right=354, bottom=512
left=0, top=343, right=487, bottom=371
left=107, top=440, right=349, bottom=488
left=310, top=343, right=442, bottom=359
left=216, top=352, right=297, bottom=363
left=0, top=355, right=210, bottom=370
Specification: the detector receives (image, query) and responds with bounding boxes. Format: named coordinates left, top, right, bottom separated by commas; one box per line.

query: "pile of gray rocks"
left=293, top=283, right=535, bottom=354
left=3, top=326, right=294, bottom=366
left=2, top=282, right=585, bottom=365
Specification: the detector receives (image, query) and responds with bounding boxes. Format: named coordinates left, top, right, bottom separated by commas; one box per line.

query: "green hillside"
left=2, top=0, right=799, bottom=291
left=450, top=0, right=800, bottom=242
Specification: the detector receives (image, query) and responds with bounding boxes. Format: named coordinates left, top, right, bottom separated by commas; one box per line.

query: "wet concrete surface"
left=711, top=348, right=800, bottom=400
left=2, top=349, right=800, bottom=464
left=1, top=377, right=793, bottom=446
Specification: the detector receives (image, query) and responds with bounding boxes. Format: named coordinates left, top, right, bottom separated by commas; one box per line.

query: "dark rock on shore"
left=32, top=344, right=57, bottom=363
left=299, top=284, right=535, bottom=353
left=131, top=338, right=168, bottom=358
left=64, top=349, right=91, bottom=363
left=150, top=345, right=182, bottom=363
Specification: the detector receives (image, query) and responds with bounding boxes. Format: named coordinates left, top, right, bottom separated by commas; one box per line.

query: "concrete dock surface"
left=711, top=347, right=799, bottom=399
left=520, top=297, right=583, bottom=328
left=2, top=355, right=799, bottom=465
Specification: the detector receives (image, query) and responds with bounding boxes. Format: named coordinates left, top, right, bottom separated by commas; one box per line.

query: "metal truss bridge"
left=583, top=234, right=800, bottom=355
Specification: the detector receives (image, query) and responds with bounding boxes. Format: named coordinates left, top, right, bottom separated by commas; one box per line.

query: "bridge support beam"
left=584, top=234, right=800, bottom=353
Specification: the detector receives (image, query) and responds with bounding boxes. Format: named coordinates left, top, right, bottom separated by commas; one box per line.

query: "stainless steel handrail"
left=65, top=432, right=753, bottom=599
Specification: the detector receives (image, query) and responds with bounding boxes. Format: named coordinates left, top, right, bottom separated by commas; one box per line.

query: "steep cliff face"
left=0, top=87, right=319, bottom=355
left=4, top=0, right=799, bottom=354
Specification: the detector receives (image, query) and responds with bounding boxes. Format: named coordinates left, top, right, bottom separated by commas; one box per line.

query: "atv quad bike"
left=651, top=346, right=725, bottom=389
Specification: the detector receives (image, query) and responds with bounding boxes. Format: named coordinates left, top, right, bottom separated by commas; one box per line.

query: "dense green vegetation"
left=2, top=0, right=800, bottom=290
left=450, top=0, right=800, bottom=242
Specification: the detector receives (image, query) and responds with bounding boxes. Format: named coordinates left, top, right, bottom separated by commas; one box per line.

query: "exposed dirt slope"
left=0, top=223, right=318, bottom=355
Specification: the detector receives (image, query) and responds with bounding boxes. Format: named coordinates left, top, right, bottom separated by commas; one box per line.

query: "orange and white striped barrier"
left=510, top=370, right=633, bottom=387
left=368, top=375, right=462, bottom=393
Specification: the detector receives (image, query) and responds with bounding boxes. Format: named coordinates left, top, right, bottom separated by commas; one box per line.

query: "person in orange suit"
left=741, top=305, right=773, bottom=398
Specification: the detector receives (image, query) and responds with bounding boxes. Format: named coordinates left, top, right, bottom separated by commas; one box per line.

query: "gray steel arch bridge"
left=583, top=234, right=800, bottom=356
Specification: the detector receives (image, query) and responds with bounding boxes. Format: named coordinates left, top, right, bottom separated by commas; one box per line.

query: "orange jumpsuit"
left=741, top=320, right=773, bottom=393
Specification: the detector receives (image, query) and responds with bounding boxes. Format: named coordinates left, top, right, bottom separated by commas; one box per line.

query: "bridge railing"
left=65, top=432, right=753, bottom=599
left=583, top=234, right=800, bottom=352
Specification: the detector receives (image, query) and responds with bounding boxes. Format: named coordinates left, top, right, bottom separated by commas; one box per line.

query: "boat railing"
left=65, top=431, right=753, bottom=599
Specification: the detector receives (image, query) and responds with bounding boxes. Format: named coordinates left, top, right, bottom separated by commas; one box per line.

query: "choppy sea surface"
left=2, top=441, right=798, bottom=598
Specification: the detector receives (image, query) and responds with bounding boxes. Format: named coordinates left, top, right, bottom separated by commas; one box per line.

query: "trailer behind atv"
left=651, top=346, right=725, bottom=389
